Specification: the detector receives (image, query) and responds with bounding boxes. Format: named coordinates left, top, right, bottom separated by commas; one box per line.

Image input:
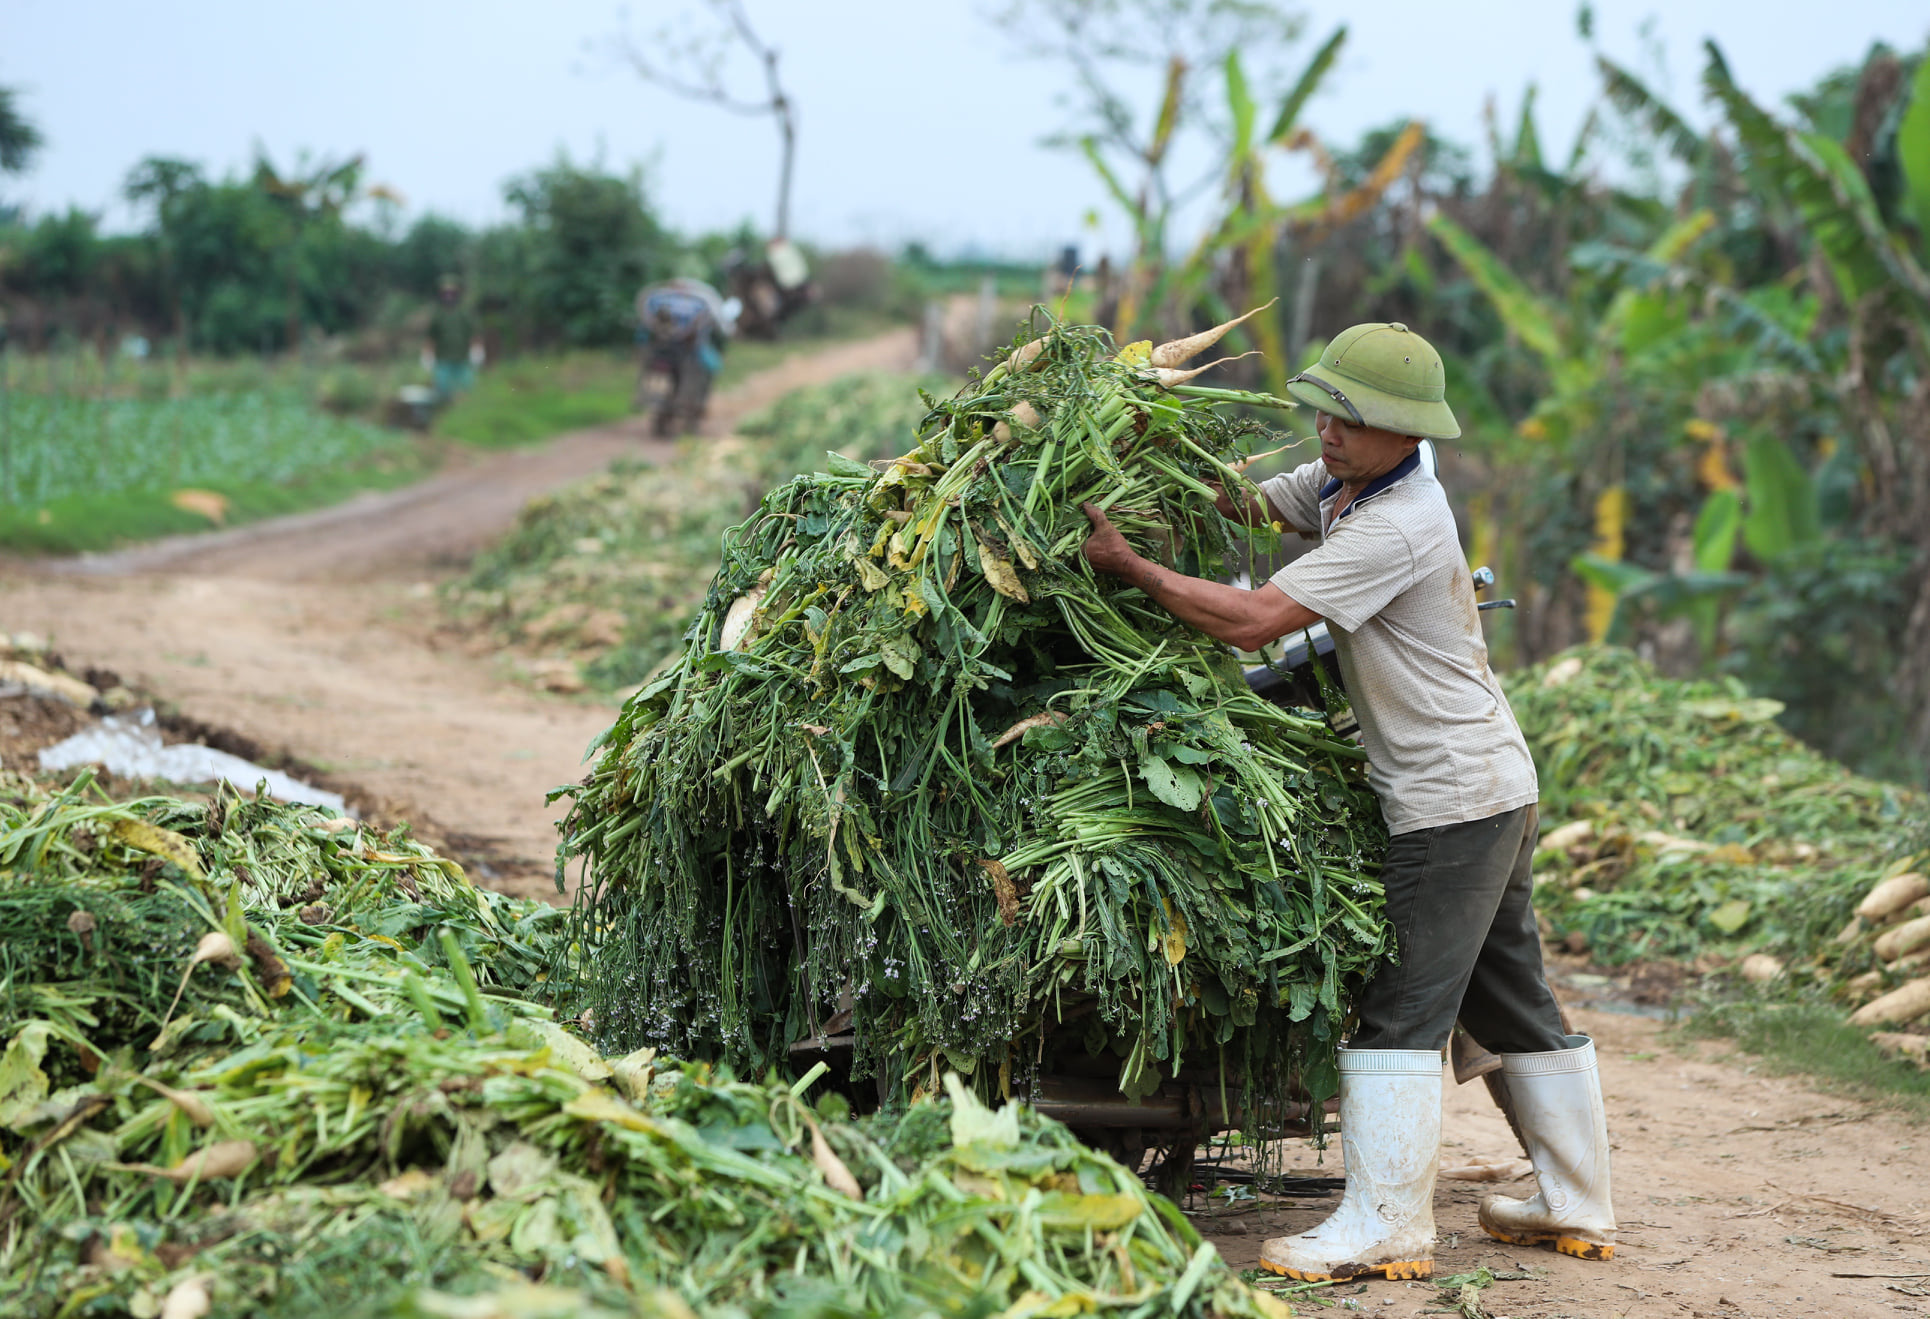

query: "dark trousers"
left=1348, top=804, right=1568, bottom=1055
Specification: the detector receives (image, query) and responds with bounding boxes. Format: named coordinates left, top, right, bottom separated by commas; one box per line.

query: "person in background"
left=423, top=274, right=483, bottom=403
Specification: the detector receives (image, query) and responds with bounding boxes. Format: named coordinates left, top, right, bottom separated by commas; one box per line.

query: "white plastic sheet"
left=38, top=708, right=347, bottom=813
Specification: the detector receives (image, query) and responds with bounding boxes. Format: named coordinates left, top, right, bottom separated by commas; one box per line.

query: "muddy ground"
left=3, top=323, right=1925, bottom=1317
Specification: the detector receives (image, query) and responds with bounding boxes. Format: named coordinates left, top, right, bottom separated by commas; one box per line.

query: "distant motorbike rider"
left=635, top=277, right=733, bottom=436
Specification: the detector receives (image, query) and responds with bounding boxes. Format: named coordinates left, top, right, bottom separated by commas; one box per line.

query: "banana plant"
left=1572, top=428, right=1833, bottom=651
left=1703, top=41, right=1930, bottom=330
left=1901, top=55, right=1930, bottom=266
left=1085, top=24, right=1429, bottom=392
left=1427, top=206, right=1716, bottom=434
left=1083, top=54, right=1187, bottom=336
left=1571, top=486, right=1748, bottom=649
left=1429, top=207, right=1717, bottom=639
left=1703, top=40, right=1930, bottom=753
left=1095, top=26, right=1348, bottom=368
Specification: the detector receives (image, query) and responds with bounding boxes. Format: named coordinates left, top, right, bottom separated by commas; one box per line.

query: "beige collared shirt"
left=1260, top=458, right=1538, bottom=835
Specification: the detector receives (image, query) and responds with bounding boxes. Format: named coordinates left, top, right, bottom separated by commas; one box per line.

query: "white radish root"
left=1855, top=954, right=1929, bottom=1002
left=991, top=711, right=1069, bottom=751
left=160, top=1275, right=214, bottom=1319
left=1145, top=352, right=1259, bottom=389
left=1149, top=299, right=1278, bottom=369
left=1439, top=1155, right=1533, bottom=1182
left=112, top=1139, right=258, bottom=1183
left=1005, top=339, right=1048, bottom=373
left=1870, top=1032, right=1930, bottom=1068
left=1857, top=872, right=1929, bottom=922
left=152, top=932, right=243, bottom=1047
left=1738, top=953, right=1784, bottom=983
left=992, top=400, right=1043, bottom=444
left=192, top=931, right=241, bottom=969
left=1849, top=976, right=1930, bottom=1028
left=1540, top=655, right=1586, bottom=688
left=806, top=1117, right=863, bottom=1200
left=134, top=1076, right=216, bottom=1128
left=719, top=586, right=768, bottom=653
left=1228, top=440, right=1302, bottom=474
left=1538, top=819, right=1595, bottom=853
left=1874, top=913, right=1930, bottom=964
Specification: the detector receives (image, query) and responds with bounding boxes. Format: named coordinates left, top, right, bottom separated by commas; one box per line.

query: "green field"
left=0, top=381, right=424, bottom=553
left=1, top=390, right=406, bottom=503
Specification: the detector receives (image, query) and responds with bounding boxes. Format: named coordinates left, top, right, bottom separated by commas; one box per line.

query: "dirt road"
left=1, top=326, right=917, bottom=891
left=5, top=320, right=1926, bottom=1317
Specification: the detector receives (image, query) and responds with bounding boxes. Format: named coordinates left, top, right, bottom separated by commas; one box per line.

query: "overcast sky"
left=3, top=1, right=1925, bottom=260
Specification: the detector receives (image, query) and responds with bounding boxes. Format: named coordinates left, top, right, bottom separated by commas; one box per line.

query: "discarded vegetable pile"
left=0, top=772, right=1292, bottom=1317
left=448, top=373, right=941, bottom=692
left=1508, top=647, right=1927, bottom=1034
left=553, top=313, right=1390, bottom=1128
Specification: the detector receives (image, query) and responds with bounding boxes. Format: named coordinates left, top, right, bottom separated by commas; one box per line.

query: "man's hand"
left=1081, top=503, right=1139, bottom=578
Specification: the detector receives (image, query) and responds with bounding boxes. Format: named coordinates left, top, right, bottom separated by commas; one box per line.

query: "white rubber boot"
left=1259, top=1049, right=1441, bottom=1282
left=1478, top=1035, right=1617, bottom=1261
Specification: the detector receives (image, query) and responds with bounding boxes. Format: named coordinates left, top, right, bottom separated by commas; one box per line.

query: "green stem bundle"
left=554, top=311, right=1391, bottom=1127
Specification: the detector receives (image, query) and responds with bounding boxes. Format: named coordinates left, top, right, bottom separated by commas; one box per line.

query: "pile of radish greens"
left=554, top=311, right=1392, bottom=1131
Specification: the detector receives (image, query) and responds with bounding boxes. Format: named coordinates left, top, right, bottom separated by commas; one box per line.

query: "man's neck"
left=1340, top=464, right=1396, bottom=498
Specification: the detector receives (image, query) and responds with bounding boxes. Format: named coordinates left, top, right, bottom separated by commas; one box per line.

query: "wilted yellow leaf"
left=111, top=819, right=205, bottom=879
left=1161, top=900, right=1188, bottom=967
left=976, top=535, right=1030, bottom=603
left=853, top=557, right=891, bottom=592
left=1037, top=1191, right=1144, bottom=1231
left=562, top=1088, right=661, bottom=1134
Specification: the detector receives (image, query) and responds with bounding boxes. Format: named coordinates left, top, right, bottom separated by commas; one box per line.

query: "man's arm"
left=1081, top=503, right=1322, bottom=652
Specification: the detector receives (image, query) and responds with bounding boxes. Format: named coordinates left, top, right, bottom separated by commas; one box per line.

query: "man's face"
left=1316, top=411, right=1420, bottom=483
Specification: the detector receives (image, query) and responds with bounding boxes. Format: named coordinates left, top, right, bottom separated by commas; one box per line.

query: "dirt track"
left=3, top=322, right=1926, bottom=1317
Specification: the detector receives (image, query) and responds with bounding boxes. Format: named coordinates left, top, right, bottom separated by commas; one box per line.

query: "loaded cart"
left=551, top=312, right=1533, bottom=1194
left=784, top=550, right=1540, bottom=1192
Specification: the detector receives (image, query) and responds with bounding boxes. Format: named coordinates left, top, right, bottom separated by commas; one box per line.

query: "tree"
left=607, top=0, right=798, bottom=239
left=991, top=0, right=1307, bottom=300
left=0, top=86, right=42, bottom=176
left=124, top=157, right=205, bottom=351
left=251, top=149, right=365, bottom=352
left=391, top=214, right=473, bottom=299
left=504, top=155, right=673, bottom=347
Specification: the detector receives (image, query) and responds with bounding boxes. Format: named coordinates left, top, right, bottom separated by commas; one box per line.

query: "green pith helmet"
left=1285, top=322, right=1461, bottom=440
